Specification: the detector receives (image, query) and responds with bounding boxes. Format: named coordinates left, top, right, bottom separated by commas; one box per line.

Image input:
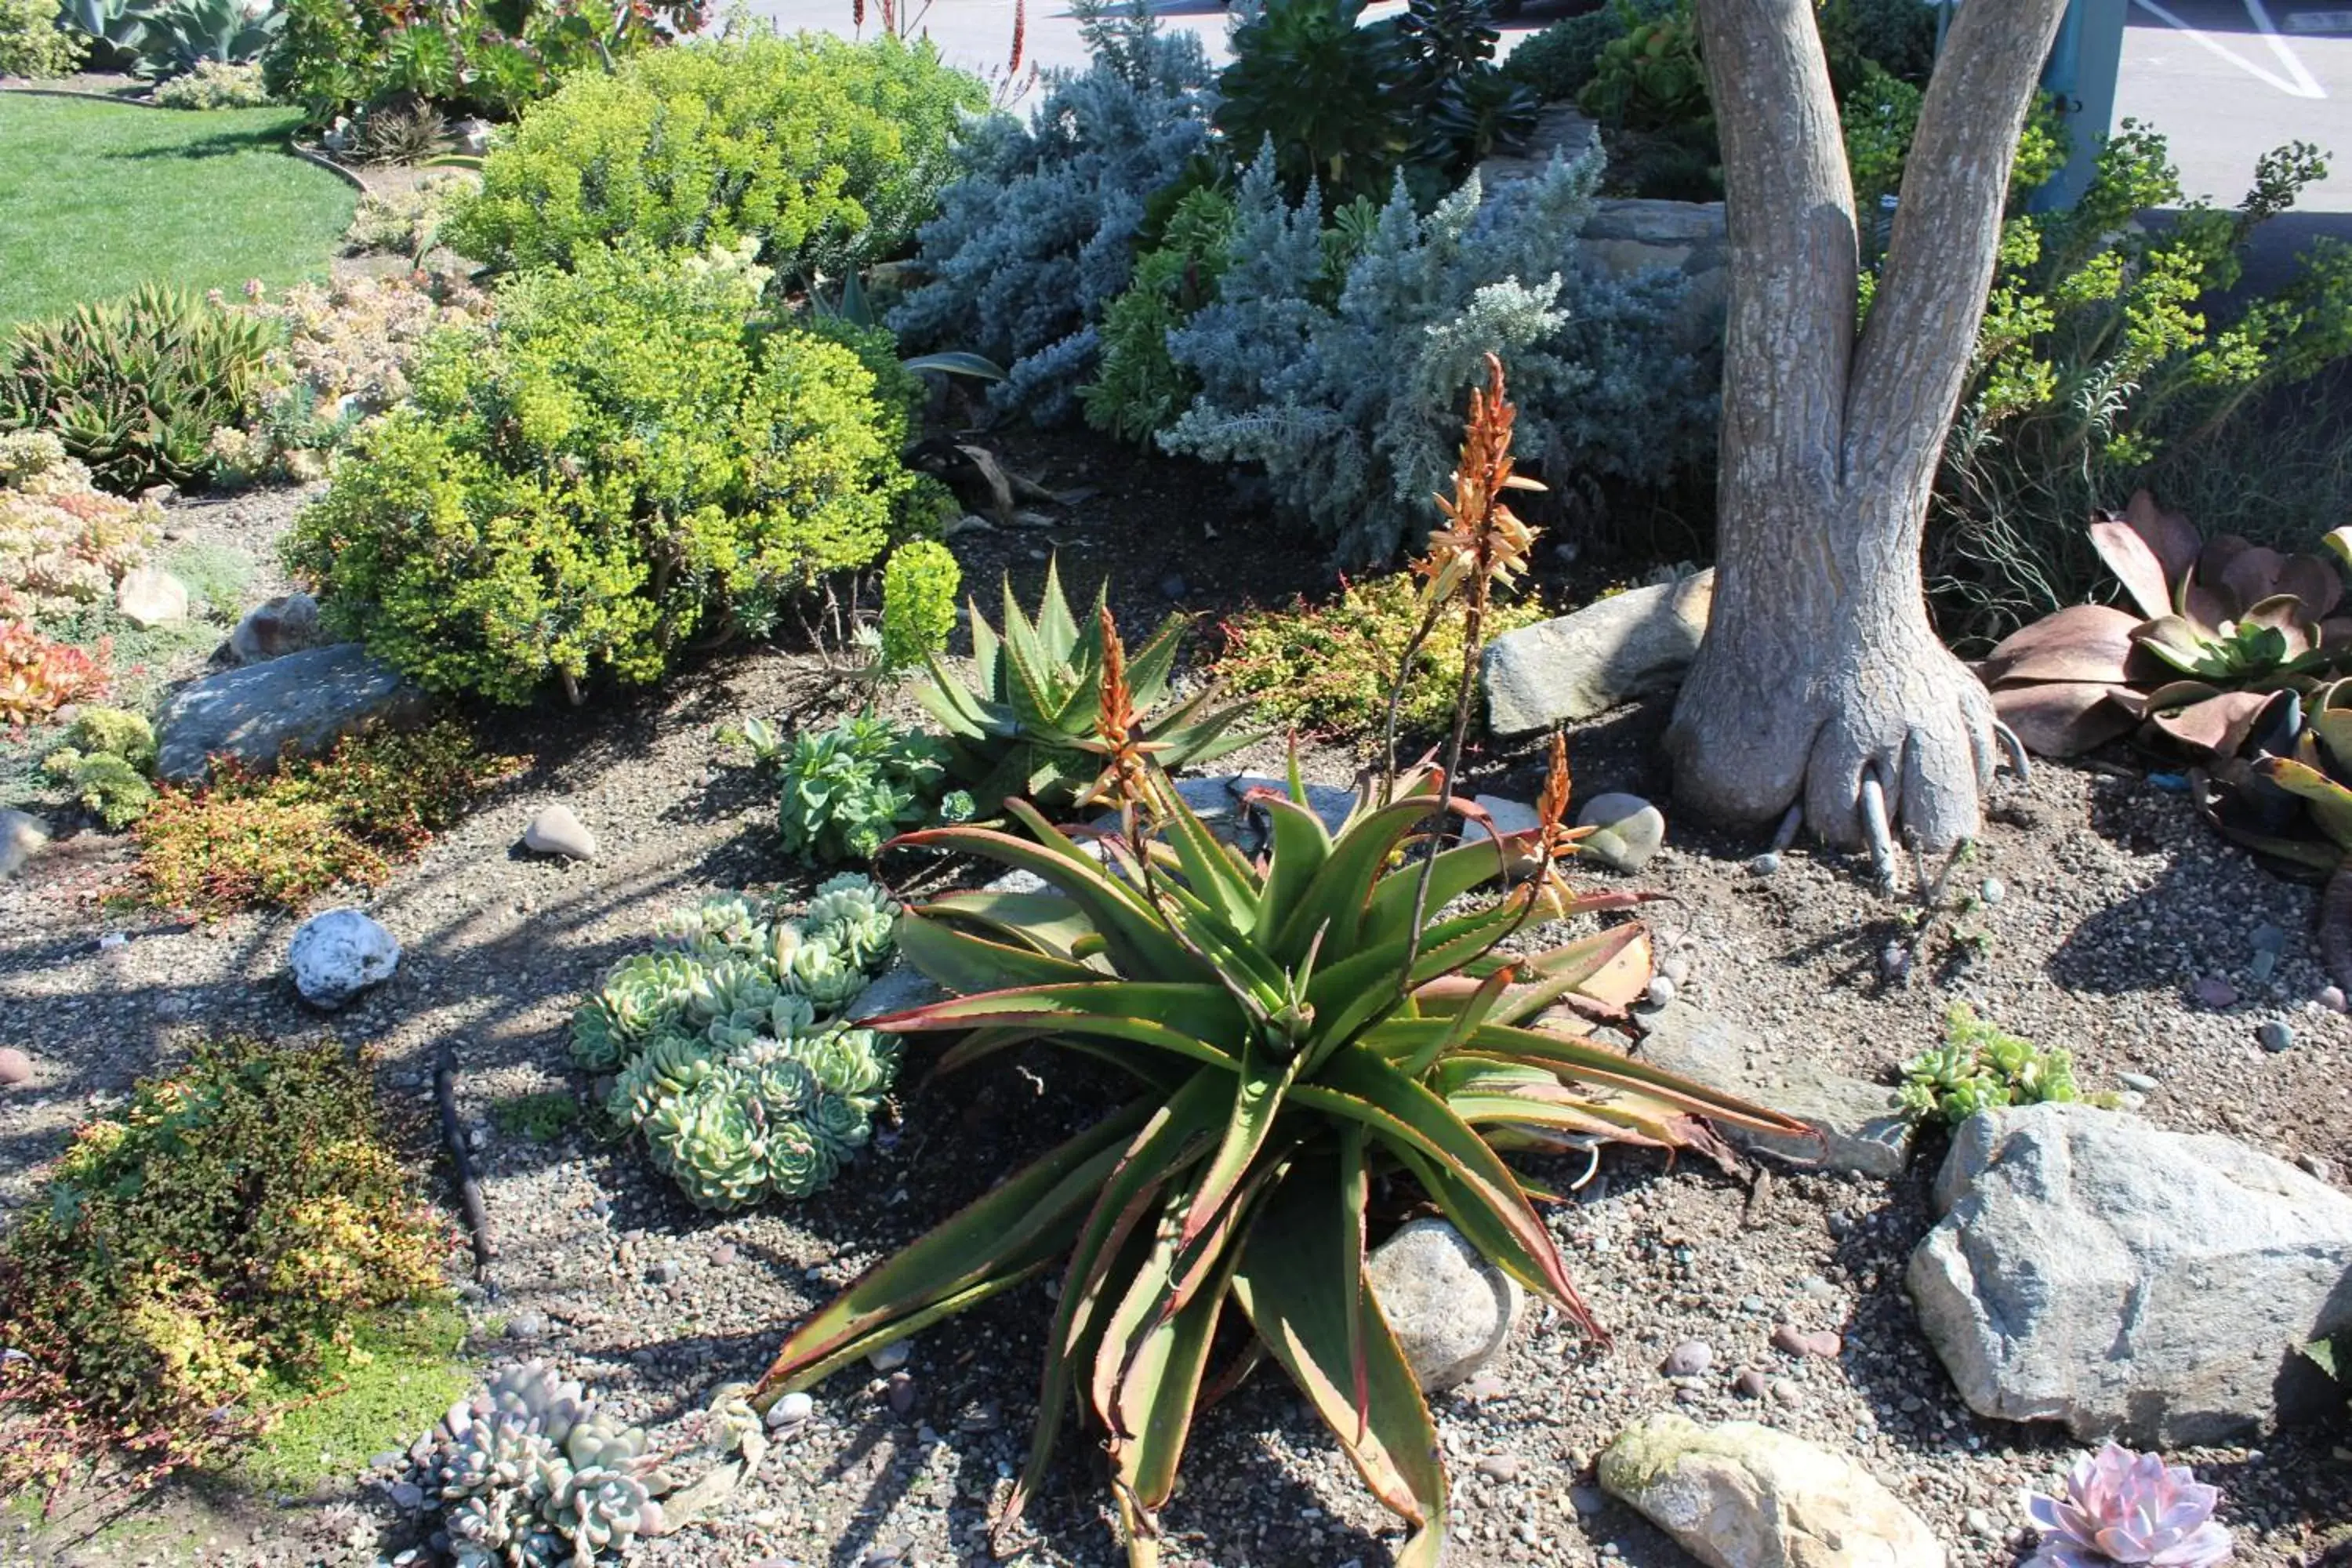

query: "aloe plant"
left=748, top=750, right=1803, bottom=1566
left=918, top=559, right=1256, bottom=812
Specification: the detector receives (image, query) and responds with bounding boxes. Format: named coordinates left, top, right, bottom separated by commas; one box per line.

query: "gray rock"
left=1644, top=975, right=1679, bottom=1008
left=386, top=1480, right=424, bottom=1511
left=1365, top=1218, right=1523, bottom=1392
left=1637, top=1002, right=1915, bottom=1178
left=0, top=1047, right=31, bottom=1087
left=2117, top=1072, right=2160, bottom=1092
left=1907, top=1102, right=2352, bottom=1443
left=1576, top=793, right=1666, bottom=873
left=155, top=643, right=430, bottom=781
left=764, top=1390, right=814, bottom=1429
left=1662, top=1339, right=1713, bottom=1377
left=845, top=961, right=947, bottom=1025
left=1746, top=851, right=1780, bottom=877
left=1483, top=571, right=1715, bottom=736
left=114, top=566, right=188, bottom=629
left=229, top=592, right=326, bottom=663
left=1472, top=794, right=1541, bottom=838
left=1599, top=1414, right=1945, bottom=1568
left=0, top=809, right=48, bottom=879
left=523, top=803, right=597, bottom=861
left=288, top=908, right=401, bottom=1010
left=868, top=1341, right=910, bottom=1373
left=2258, top=1018, right=2295, bottom=1053
left=504, top=1313, right=545, bottom=1339
left=1087, top=774, right=1356, bottom=862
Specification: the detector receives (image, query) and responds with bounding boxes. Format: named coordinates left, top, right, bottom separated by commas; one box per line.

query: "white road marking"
left=2132, top=0, right=2329, bottom=96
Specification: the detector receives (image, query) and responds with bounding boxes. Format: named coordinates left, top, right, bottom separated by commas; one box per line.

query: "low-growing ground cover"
left=0, top=95, right=353, bottom=327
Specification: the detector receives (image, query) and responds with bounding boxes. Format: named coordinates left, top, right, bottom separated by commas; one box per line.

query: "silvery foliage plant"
left=571, top=876, right=904, bottom=1210
left=886, top=0, right=1219, bottom=424
left=1160, top=149, right=1716, bottom=562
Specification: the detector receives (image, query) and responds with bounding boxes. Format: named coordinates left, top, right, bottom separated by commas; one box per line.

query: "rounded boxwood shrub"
left=284, top=241, right=924, bottom=706
left=444, top=29, right=987, bottom=281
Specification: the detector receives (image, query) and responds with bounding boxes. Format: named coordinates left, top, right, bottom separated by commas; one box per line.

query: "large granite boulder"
left=1907, top=1102, right=2352, bottom=1443
left=1636, top=1003, right=1915, bottom=1178
left=1483, top=571, right=1715, bottom=736
left=156, top=642, right=430, bottom=781
left=1599, top=1414, right=1944, bottom=1568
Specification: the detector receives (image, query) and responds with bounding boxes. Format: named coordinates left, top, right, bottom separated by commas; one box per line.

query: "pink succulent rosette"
left=2027, top=1443, right=2233, bottom=1568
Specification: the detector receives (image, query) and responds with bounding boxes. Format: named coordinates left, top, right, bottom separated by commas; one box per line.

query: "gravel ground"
left=2, top=458, right=2349, bottom=1567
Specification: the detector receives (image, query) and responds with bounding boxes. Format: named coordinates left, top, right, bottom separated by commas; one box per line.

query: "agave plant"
left=919, top=559, right=1256, bottom=813
left=1983, top=492, right=2352, bottom=758
left=2025, top=1443, right=2233, bottom=1568
left=748, top=743, right=1805, bottom=1566
left=130, top=0, right=281, bottom=78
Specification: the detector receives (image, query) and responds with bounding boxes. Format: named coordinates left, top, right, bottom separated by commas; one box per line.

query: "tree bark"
left=1666, top=0, right=2070, bottom=852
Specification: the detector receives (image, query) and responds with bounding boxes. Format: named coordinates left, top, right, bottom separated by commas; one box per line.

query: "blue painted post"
left=2034, top=0, right=2130, bottom=209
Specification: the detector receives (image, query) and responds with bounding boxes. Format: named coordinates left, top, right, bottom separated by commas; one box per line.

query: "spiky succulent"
left=918, top=557, right=1257, bottom=813
left=574, top=879, right=903, bottom=1210
left=2027, top=1443, right=2233, bottom=1568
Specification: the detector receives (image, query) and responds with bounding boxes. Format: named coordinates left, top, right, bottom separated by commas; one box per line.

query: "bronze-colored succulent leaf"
left=2089, top=515, right=2176, bottom=622
left=2274, top=554, right=2345, bottom=621
left=2216, top=543, right=2293, bottom=618
left=1981, top=603, right=2142, bottom=685
left=1990, top=680, right=2136, bottom=757
left=2122, top=489, right=2203, bottom=589
left=2145, top=690, right=2273, bottom=757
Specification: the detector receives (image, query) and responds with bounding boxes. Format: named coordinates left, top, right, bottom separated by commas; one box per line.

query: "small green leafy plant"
left=1080, top=185, right=1236, bottom=445
left=0, top=1037, right=449, bottom=1494
left=43, top=705, right=158, bottom=828
left=489, top=1091, right=581, bottom=1144
left=572, top=876, right=905, bottom=1210
left=757, top=713, right=974, bottom=866
left=1577, top=0, right=1707, bottom=133
left=1898, top=1003, right=2081, bottom=1125
left=1214, top=571, right=1546, bottom=743
left=132, top=720, right=523, bottom=914
left=0, top=0, right=86, bottom=76
left=919, top=559, right=1254, bottom=814
left=2, top=285, right=282, bottom=495
left=877, top=539, right=961, bottom=677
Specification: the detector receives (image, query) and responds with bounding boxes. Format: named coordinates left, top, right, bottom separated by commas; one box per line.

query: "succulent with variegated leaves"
left=547, top=1466, right=666, bottom=1559
left=1984, top=492, right=2352, bottom=759
left=2025, top=1443, right=2232, bottom=1568
left=748, top=742, right=1802, bottom=1567
left=918, top=557, right=1257, bottom=814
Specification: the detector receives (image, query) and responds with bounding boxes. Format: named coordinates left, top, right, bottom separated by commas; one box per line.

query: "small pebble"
left=504, top=1313, right=545, bottom=1339
left=1877, top=942, right=1909, bottom=982
left=1159, top=573, right=1189, bottom=601
left=1978, top=877, right=2004, bottom=906
left=1770, top=1378, right=1802, bottom=1407
left=1644, top=975, right=1677, bottom=1008
left=764, top=1391, right=815, bottom=1429
left=1475, top=1454, right=1522, bottom=1482
left=859, top=1534, right=913, bottom=1567
left=2192, top=975, right=2238, bottom=1010
left=886, top=1371, right=916, bottom=1416
left=652, top=1259, right=683, bottom=1285
left=2259, top=1018, right=2296, bottom=1053
left=2299, top=1153, right=2337, bottom=1184
left=1746, top=851, right=1780, bottom=877
left=1739, top=1294, right=1766, bottom=1314
left=0, top=1047, right=31, bottom=1087
left=1661, top=1339, right=1712, bottom=1377
left=1966, top=1509, right=1998, bottom=1538
left=1458, top=1372, right=1508, bottom=1403
left=869, top=1341, right=911, bottom=1373
left=711, top=1243, right=737, bottom=1265
left=1659, top=956, right=1690, bottom=987
left=2320, top=985, right=2348, bottom=1013
left=1570, top=1486, right=1606, bottom=1515
left=1732, top=1369, right=1768, bottom=1399
left=588, top=1196, right=610, bottom=1218
left=1769, top=1325, right=1841, bottom=1359
left=2117, top=1072, right=2159, bottom=1092
left=386, top=1481, right=424, bottom=1511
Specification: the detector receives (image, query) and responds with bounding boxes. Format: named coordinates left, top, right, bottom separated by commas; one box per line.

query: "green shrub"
left=149, top=57, right=274, bottom=107
left=43, top=705, right=159, bottom=828
left=445, top=30, right=986, bottom=281
left=0, top=0, right=86, bottom=76
left=1214, top=571, right=1547, bottom=742
left=1816, top=0, right=1937, bottom=91
left=1080, top=185, right=1236, bottom=445
left=1497, top=2, right=1658, bottom=104
left=132, top=720, right=522, bottom=913
left=758, top=712, right=971, bottom=866
left=878, top=539, right=960, bottom=676
left=1577, top=0, right=1707, bottom=134
left=285, top=241, right=921, bottom=705
left=0, top=1037, right=449, bottom=1490
left=1898, top=1004, right=2081, bottom=1125
left=1, top=285, right=282, bottom=495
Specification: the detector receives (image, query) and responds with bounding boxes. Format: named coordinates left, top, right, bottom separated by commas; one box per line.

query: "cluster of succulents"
left=1898, top=1003, right=2082, bottom=1125
left=343, top=171, right=483, bottom=260
left=0, top=617, right=108, bottom=727
left=0, top=429, right=161, bottom=621
left=208, top=274, right=487, bottom=485
left=416, top=1362, right=673, bottom=1568
left=572, top=876, right=903, bottom=1210
left=760, top=713, right=974, bottom=866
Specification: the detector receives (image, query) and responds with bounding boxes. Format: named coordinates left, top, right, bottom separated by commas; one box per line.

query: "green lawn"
left=0, top=93, right=355, bottom=328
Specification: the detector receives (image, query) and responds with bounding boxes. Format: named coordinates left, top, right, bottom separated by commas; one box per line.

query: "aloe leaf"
left=1450, top=1021, right=1810, bottom=1131
left=1358, top=833, right=1512, bottom=952
left=970, top=595, right=1002, bottom=694
left=1253, top=792, right=1335, bottom=948
left=1475, top=924, right=1656, bottom=1025
left=2258, top=756, right=2352, bottom=850
left=1175, top=1042, right=1302, bottom=1261
left=895, top=914, right=1102, bottom=993
left=1273, top=794, right=1457, bottom=960
left=920, top=889, right=1102, bottom=960
left=1123, top=612, right=1189, bottom=707
left=1038, top=558, right=1085, bottom=666
left=868, top=982, right=1248, bottom=1069
left=1106, top=1196, right=1243, bottom=1520
left=1231, top=1152, right=1446, bottom=1561
left=895, top=815, right=1202, bottom=980
left=902, top=350, right=1007, bottom=380
left=754, top=1105, right=1152, bottom=1399
left=1153, top=781, right=1261, bottom=935
left=917, top=652, right=995, bottom=739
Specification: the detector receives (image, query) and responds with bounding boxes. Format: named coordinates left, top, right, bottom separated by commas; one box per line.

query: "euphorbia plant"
left=750, top=355, right=1805, bottom=1565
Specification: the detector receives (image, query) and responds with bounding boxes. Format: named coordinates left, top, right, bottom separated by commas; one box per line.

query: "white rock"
left=1483, top=571, right=1714, bottom=735
left=0, top=809, right=49, bottom=879
left=289, top=908, right=401, bottom=1010
left=1908, top=1102, right=2352, bottom=1443
left=114, top=566, right=189, bottom=629
left=523, top=803, right=597, bottom=862
left=764, top=1390, right=814, bottom=1428
left=1576, top=792, right=1667, bottom=873
left=868, top=1341, right=910, bottom=1373
left=1599, top=1413, right=1945, bottom=1568
left=1472, top=794, right=1541, bottom=837
left=1365, top=1218, right=1523, bottom=1392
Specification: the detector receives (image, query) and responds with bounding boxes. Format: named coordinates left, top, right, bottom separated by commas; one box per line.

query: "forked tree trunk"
left=1664, top=0, right=2070, bottom=851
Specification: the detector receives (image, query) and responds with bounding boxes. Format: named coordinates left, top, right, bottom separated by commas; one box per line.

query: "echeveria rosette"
left=749, top=757, right=1808, bottom=1567
left=643, top=1074, right=775, bottom=1212
left=2026, top=1443, right=2233, bottom=1568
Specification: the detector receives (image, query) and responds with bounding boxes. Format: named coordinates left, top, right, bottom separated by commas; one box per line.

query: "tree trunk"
left=1666, top=0, right=2070, bottom=852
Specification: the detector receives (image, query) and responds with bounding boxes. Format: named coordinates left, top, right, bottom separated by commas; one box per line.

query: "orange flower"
left=1414, top=353, right=1544, bottom=608
left=1075, top=604, right=1165, bottom=816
